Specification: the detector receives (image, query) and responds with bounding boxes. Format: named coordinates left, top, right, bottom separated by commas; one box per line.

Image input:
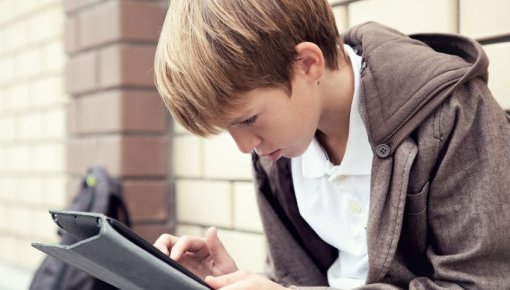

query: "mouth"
left=261, top=149, right=281, bottom=161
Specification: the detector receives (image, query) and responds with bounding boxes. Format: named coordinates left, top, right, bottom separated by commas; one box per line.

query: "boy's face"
left=226, top=77, right=321, bottom=161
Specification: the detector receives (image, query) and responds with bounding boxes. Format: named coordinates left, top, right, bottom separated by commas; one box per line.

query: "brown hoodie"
left=252, top=22, right=510, bottom=289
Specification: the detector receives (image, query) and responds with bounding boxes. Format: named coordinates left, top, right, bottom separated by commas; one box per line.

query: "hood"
left=343, top=22, right=489, bottom=156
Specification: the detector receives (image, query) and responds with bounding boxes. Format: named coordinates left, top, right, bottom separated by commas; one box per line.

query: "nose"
left=228, top=127, right=261, bottom=154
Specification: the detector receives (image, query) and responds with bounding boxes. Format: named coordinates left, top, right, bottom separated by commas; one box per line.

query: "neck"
left=316, top=48, right=354, bottom=164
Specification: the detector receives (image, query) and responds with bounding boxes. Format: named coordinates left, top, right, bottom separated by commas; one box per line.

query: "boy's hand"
left=205, top=271, right=291, bottom=290
left=154, top=227, right=238, bottom=280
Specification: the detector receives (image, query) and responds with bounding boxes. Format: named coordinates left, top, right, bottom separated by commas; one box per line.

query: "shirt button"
left=376, top=144, right=391, bottom=158
left=349, top=201, right=362, bottom=214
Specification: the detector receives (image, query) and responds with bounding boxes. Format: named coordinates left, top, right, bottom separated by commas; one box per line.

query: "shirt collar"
left=300, top=44, right=372, bottom=178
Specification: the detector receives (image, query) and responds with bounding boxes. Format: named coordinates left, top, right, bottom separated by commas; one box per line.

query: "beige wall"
left=0, top=0, right=67, bottom=270
left=174, top=0, right=510, bottom=274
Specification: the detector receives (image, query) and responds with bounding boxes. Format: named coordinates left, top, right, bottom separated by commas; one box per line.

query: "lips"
left=262, top=149, right=281, bottom=161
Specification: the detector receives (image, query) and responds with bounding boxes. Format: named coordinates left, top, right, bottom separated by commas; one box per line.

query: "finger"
left=170, top=235, right=209, bottom=261
left=205, top=270, right=252, bottom=289
left=153, top=233, right=178, bottom=255
left=205, top=227, right=238, bottom=273
left=205, top=227, right=223, bottom=256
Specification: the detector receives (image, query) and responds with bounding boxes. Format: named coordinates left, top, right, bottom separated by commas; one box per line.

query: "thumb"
left=205, top=271, right=252, bottom=289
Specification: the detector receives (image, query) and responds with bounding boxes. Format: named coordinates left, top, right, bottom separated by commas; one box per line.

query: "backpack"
left=29, top=167, right=131, bottom=290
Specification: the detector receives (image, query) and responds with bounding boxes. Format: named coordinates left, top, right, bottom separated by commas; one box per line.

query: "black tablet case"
left=32, top=210, right=212, bottom=290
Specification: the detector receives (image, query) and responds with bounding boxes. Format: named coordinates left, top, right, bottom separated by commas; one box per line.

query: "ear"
left=294, top=42, right=325, bottom=82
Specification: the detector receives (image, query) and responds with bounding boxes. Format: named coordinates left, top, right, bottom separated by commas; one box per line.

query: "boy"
left=153, top=0, right=510, bottom=289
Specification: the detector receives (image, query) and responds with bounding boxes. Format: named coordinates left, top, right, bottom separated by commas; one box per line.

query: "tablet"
left=32, top=210, right=212, bottom=290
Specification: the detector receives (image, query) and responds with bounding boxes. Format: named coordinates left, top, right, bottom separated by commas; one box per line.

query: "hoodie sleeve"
left=401, top=79, right=510, bottom=289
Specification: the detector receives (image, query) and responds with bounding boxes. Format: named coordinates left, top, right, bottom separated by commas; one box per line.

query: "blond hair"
left=155, top=0, right=342, bottom=136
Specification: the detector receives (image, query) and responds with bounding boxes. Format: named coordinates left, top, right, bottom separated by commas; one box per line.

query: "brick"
left=27, top=6, right=63, bottom=44
left=0, top=204, right=6, bottom=231
left=63, top=0, right=101, bottom=14
left=460, top=0, right=510, bottom=38
left=119, top=136, right=168, bottom=176
left=484, top=43, right=510, bottom=110
left=0, top=176, right=16, bottom=200
left=41, top=108, right=66, bottom=139
left=78, top=1, right=120, bottom=49
left=16, top=48, right=43, bottom=79
left=29, top=76, right=66, bottom=107
left=65, top=51, right=97, bottom=94
left=17, top=113, right=43, bottom=141
left=133, top=223, right=174, bottom=244
left=233, top=182, right=263, bottom=232
left=43, top=175, right=68, bottom=208
left=173, top=135, right=202, bottom=178
left=119, top=1, right=165, bottom=41
left=0, top=89, right=4, bottom=114
left=67, top=92, right=121, bottom=134
left=32, top=143, right=65, bottom=172
left=68, top=90, right=167, bottom=134
left=217, top=229, right=267, bottom=273
left=203, top=133, right=253, bottom=180
left=41, top=41, right=66, bottom=73
left=67, top=135, right=168, bottom=177
left=1, top=23, right=27, bottom=54
left=9, top=145, right=31, bottom=172
left=121, top=91, right=169, bottom=133
left=348, top=0, right=458, bottom=34
left=176, top=180, right=233, bottom=227
left=98, top=44, right=156, bottom=89
left=67, top=137, right=100, bottom=175
left=66, top=176, right=82, bottom=204
left=7, top=84, right=30, bottom=112
left=64, top=16, right=79, bottom=54
left=0, top=1, right=10, bottom=26
left=0, top=146, right=5, bottom=171
left=17, top=176, right=44, bottom=205
left=78, top=0, right=163, bottom=51
left=175, top=224, right=204, bottom=237
left=9, top=206, right=31, bottom=236
left=0, top=57, right=15, bottom=84
left=123, top=180, right=168, bottom=222
left=19, top=239, right=47, bottom=269
left=0, top=236, right=17, bottom=264
left=31, top=208, right=60, bottom=241
left=0, top=117, right=16, bottom=142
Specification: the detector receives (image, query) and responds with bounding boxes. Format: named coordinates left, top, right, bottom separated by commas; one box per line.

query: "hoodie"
left=252, top=22, right=510, bottom=289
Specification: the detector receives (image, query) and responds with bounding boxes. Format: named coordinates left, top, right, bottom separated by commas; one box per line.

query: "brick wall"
left=64, top=0, right=170, bottom=244
left=0, top=0, right=67, bottom=269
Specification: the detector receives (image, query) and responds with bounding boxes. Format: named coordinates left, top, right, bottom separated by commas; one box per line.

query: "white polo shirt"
left=291, top=45, right=372, bottom=289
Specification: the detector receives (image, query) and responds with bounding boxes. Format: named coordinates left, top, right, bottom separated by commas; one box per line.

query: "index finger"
left=154, top=233, right=179, bottom=256
left=170, top=235, right=209, bottom=261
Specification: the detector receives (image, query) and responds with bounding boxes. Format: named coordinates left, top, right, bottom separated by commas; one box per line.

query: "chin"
left=283, top=148, right=306, bottom=159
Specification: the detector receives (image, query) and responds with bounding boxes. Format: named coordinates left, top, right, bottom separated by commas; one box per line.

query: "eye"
left=239, top=115, right=257, bottom=126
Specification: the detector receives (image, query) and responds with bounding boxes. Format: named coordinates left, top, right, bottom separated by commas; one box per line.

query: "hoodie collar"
left=343, top=22, right=488, bottom=155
